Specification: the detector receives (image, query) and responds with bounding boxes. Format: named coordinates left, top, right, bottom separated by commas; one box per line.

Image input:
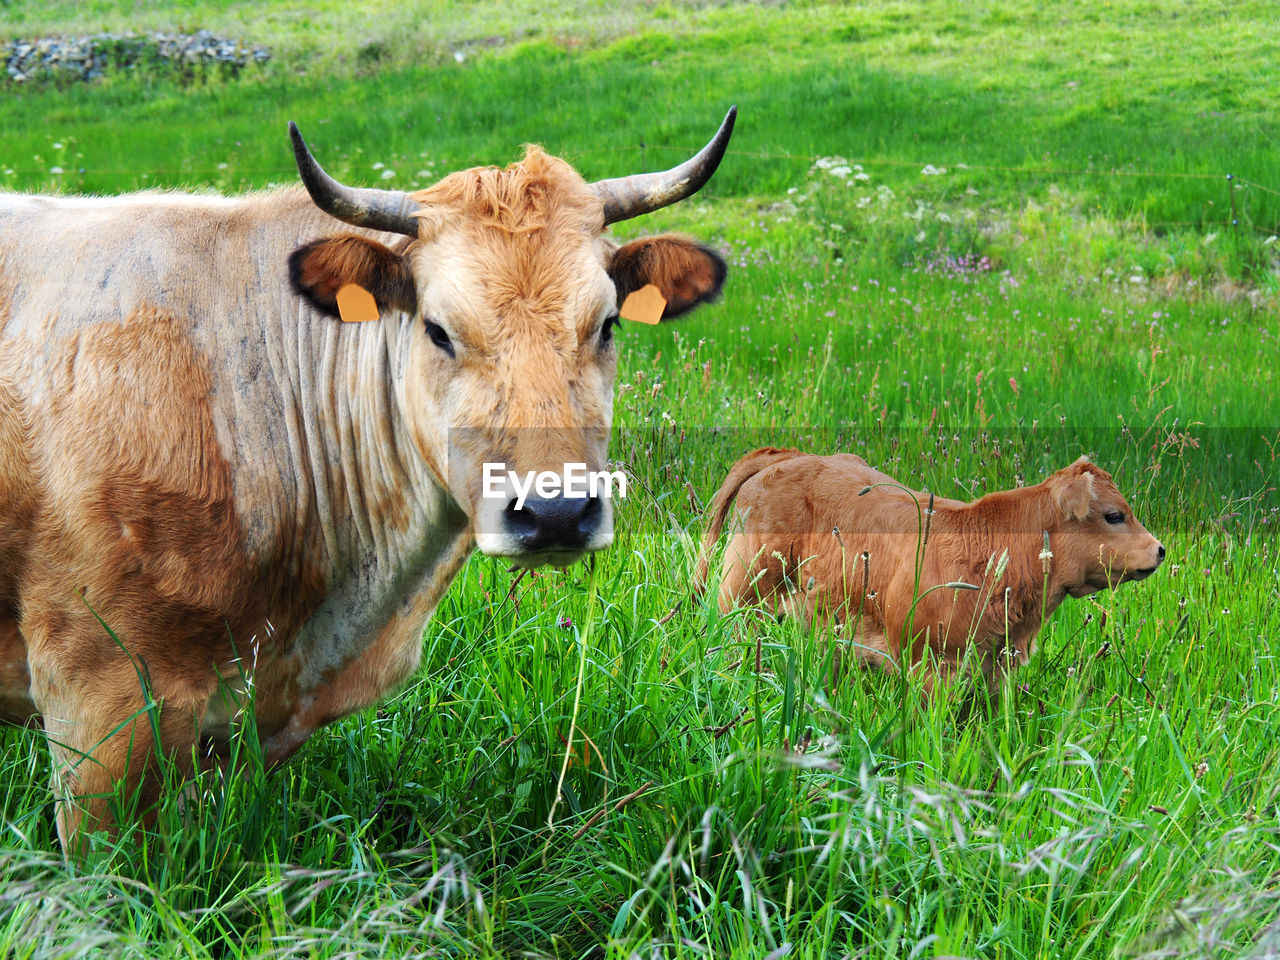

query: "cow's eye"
left=424, top=319, right=455, bottom=358
left=600, top=315, right=620, bottom=348
left=1104, top=511, right=1125, bottom=525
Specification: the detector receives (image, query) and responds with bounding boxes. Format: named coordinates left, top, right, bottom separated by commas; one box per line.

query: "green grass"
left=2, top=1, right=1279, bottom=957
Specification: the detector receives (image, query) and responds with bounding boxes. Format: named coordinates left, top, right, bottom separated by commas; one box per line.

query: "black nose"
left=1157, top=544, right=1166, bottom=561
left=504, top=495, right=603, bottom=553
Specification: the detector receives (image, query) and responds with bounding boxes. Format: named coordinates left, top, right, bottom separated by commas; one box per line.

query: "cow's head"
left=287, top=111, right=733, bottom=567
left=1047, top=457, right=1166, bottom=597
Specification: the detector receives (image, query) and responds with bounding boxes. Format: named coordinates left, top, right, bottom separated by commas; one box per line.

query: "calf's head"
left=287, top=112, right=733, bottom=567
left=1047, top=458, right=1165, bottom=597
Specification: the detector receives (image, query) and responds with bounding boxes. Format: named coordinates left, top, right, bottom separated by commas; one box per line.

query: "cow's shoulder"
left=20, top=306, right=254, bottom=666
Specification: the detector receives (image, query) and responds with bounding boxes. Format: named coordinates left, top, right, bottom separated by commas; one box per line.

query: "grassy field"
left=2, top=1, right=1279, bottom=957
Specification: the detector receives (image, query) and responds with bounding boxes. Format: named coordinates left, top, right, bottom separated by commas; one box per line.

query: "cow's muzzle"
left=504, top=494, right=603, bottom=554
left=474, top=491, right=614, bottom=567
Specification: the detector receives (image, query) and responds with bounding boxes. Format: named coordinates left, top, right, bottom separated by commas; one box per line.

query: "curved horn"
left=592, top=106, right=736, bottom=225
left=289, top=121, right=421, bottom=238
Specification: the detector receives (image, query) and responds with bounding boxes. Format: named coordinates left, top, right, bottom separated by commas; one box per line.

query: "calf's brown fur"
left=696, top=448, right=1164, bottom=692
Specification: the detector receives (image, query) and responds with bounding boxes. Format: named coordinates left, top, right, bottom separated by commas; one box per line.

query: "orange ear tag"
left=336, top=284, right=380, bottom=323
left=619, top=284, right=666, bottom=325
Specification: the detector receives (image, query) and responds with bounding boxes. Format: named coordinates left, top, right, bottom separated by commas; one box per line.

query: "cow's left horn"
left=591, top=106, right=736, bottom=225
left=289, top=122, right=422, bottom=238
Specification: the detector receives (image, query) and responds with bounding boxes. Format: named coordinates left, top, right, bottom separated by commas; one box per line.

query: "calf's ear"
left=1050, top=464, right=1097, bottom=521
left=609, top=235, right=727, bottom=320
left=289, top=234, right=417, bottom=319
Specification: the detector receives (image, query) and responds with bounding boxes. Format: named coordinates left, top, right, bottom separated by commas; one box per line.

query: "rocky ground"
left=4, top=31, right=269, bottom=83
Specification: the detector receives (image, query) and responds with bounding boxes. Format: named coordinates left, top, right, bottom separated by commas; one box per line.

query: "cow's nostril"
left=578, top=496, right=603, bottom=539
left=1157, top=544, right=1166, bottom=561
left=505, top=498, right=538, bottom=538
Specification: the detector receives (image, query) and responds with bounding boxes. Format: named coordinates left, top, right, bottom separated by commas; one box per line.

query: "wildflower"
left=920, top=164, right=947, bottom=176
left=556, top=614, right=574, bottom=630
left=380, top=169, right=396, bottom=180
left=50, top=166, right=64, bottom=175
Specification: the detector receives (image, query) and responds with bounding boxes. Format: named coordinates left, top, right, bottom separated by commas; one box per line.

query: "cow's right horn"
left=289, top=122, right=422, bottom=238
left=591, top=106, right=737, bottom=225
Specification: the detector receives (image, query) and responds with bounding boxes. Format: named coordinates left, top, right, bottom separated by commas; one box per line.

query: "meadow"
left=1, top=1, right=1279, bottom=957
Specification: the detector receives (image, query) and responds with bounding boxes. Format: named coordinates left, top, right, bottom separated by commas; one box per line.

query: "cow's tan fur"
left=697, top=448, right=1164, bottom=692
left=0, top=144, right=726, bottom=848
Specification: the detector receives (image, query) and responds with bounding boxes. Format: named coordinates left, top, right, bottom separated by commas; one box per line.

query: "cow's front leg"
left=26, top=626, right=205, bottom=851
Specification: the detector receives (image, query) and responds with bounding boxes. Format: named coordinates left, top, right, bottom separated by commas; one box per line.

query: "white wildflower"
left=921, top=164, right=947, bottom=176
left=49, top=166, right=63, bottom=174
left=380, top=169, right=396, bottom=180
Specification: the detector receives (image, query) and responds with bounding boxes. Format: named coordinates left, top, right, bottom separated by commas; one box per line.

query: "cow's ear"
left=289, top=234, right=417, bottom=319
left=1050, top=463, right=1098, bottom=521
left=609, top=235, right=727, bottom=320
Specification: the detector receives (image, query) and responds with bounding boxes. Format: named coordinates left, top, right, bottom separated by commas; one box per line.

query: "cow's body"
left=0, top=114, right=733, bottom=847
left=0, top=190, right=473, bottom=824
left=696, top=448, right=1165, bottom=691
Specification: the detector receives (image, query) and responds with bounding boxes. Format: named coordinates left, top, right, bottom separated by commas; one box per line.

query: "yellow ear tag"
left=336, top=284, right=380, bottom=323
left=619, top=284, right=666, bottom=325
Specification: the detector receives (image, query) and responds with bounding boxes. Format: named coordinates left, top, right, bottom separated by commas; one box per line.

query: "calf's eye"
left=424, top=319, right=455, bottom=358
left=1104, top=511, right=1125, bottom=525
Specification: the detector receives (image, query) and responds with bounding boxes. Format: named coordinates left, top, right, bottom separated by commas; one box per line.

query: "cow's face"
left=287, top=130, right=730, bottom=568
left=1048, top=459, right=1166, bottom=597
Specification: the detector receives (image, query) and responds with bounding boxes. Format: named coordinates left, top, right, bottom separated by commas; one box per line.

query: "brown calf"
left=697, top=448, right=1164, bottom=691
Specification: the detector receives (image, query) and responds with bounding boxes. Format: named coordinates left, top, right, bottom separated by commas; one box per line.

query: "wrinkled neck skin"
left=252, top=265, right=468, bottom=691
left=212, top=197, right=472, bottom=691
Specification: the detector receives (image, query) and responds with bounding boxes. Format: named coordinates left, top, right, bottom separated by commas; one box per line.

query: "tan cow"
left=696, top=447, right=1164, bottom=692
left=0, top=109, right=735, bottom=848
